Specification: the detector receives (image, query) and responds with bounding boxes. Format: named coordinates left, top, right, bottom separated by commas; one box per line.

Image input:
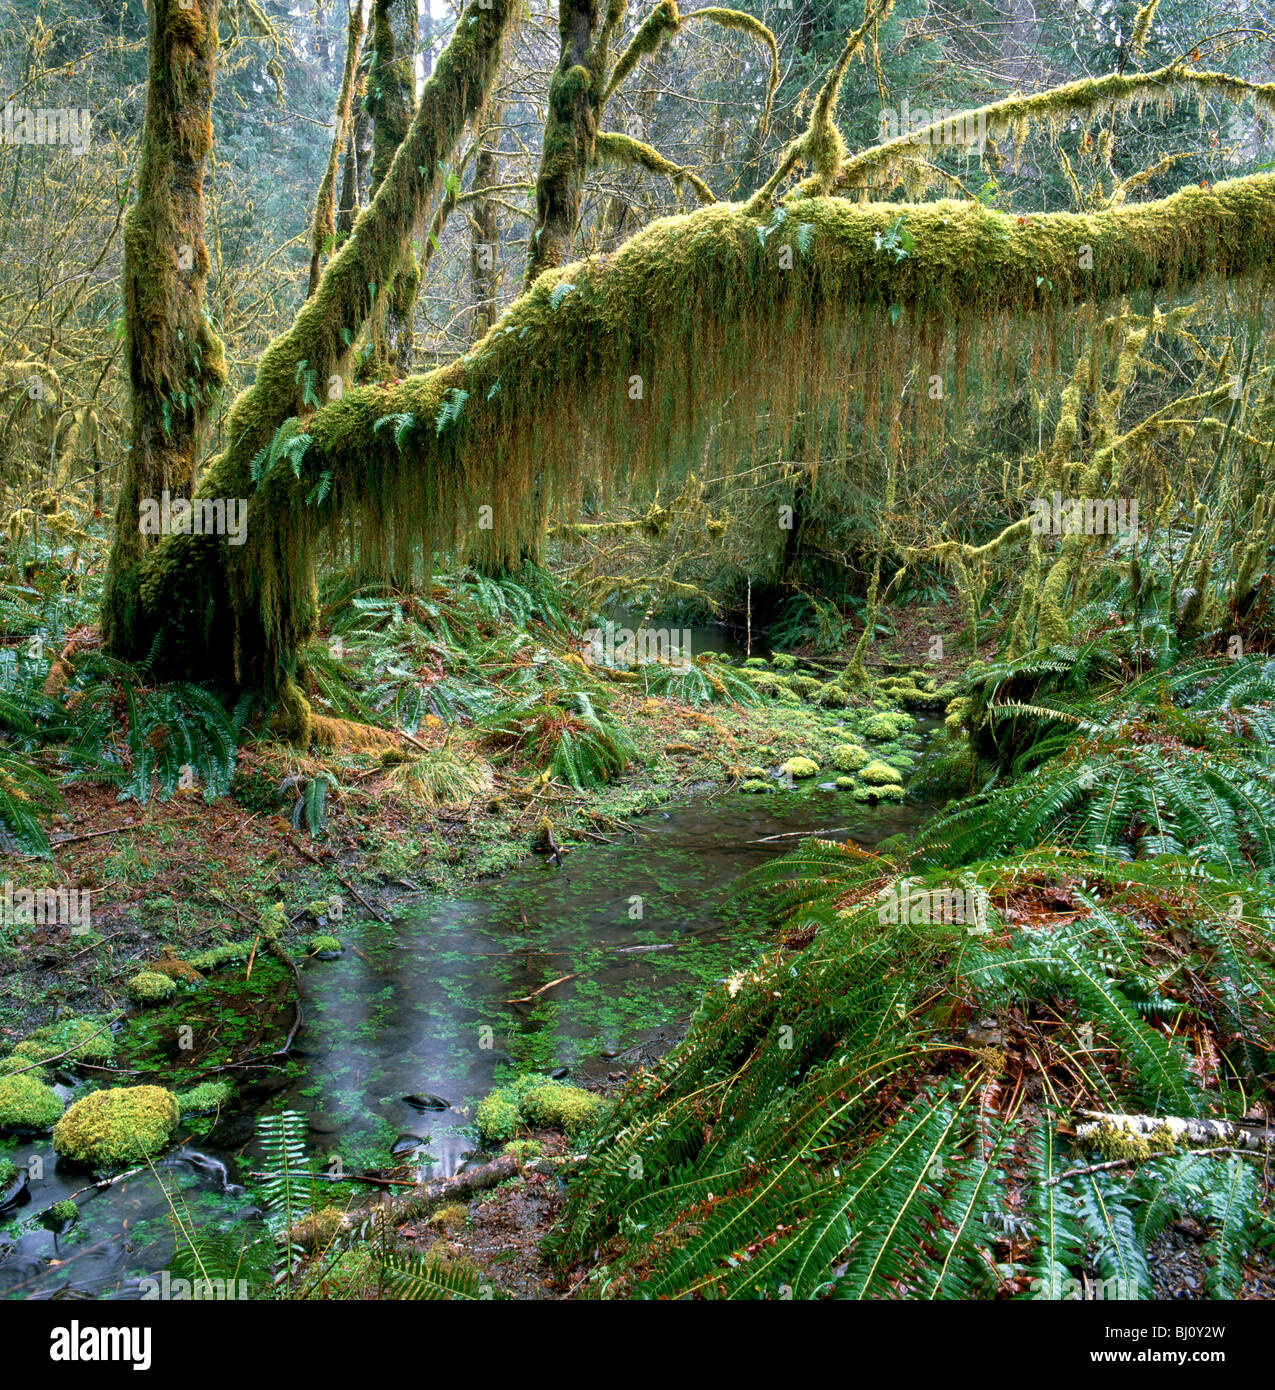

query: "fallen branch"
left=505, top=973, right=577, bottom=1004
left=1072, top=1109, right=1275, bottom=1153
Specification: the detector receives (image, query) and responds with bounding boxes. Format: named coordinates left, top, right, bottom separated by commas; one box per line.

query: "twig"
left=504, top=973, right=577, bottom=1004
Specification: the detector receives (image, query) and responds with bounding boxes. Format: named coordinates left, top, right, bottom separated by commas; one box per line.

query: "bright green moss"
left=13, top=1017, right=115, bottom=1065
left=187, top=940, right=254, bottom=971
left=520, top=1082, right=606, bottom=1137
left=781, top=756, right=820, bottom=779
left=771, top=654, right=797, bottom=671
left=0, top=1074, right=64, bottom=1132
left=43, top=1199, right=78, bottom=1226
left=53, top=1086, right=180, bottom=1168
left=127, top=971, right=177, bottom=1004
left=787, top=674, right=821, bottom=697
left=475, top=1074, right=607, bottom=1145
left=853, top=782, right=905, bottom=801
left=834, top=776, right=856, bottom=789
left=739, top=778, right=775, bottom=794
left=830, top=742, right=870, bottom=772
left=178, top=1080, right=233, bottom=1115
left=0, top=1154, right=15, bottom=1186
left=501, top=1138, right=542, bottom=1161
left=860, top=760, right=904, bottom=786
left=309, top=934, right=343, bottom=954
left=863, top=712, right=914, bottom=740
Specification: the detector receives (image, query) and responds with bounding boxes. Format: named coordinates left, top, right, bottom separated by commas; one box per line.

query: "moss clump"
left=474, top=1092, right=522, bottom=1145
left=739, top=778, right=775, bottom=794
left=309, top=934, right=343, bottom=955
left=127, top=971, right=178, bottom=1004
left=501, top=1138, right=542, bottom=1161
left=863, top=711, right=914, bottom=740
left=475, top=1074, right=607, bottom=1144
left=43, top=1199, right=78, bottom=1227
left=853, top=782, right=905, bottom=802
left=859, top=760, right=904, bottom=786
left=286, top=1205, right=353, bottom=1253
left=429, top=1202, right=467, bottom=1231
left=53, top=1086, right=179, bottom=1168
left=187, top=940, right=254, bottom=971
left=0, top=1154, right=15, bottom=1186
left=780, top=756, right=820, bottom=779
left=0, top=1074, right=64, bottom=1132
left=829, top=742, right=870, bottom=773
left=834, top=776, right=856, bottom=789
left=787, top=674, right=821, bottom=698
left=520, top=1081, right=606, bottom=1137
left=13, top=1017, right=115, bottom=1065
left=0, top=1055, right=46, bottom=1082
left=743, top=657, right=768, bottom=669
left=144, top=948, right=204, bottom=985
left=818, top=683, right=851, bottom=707
left=178, top=1080, right=233, bottom=1115
left=771, top=653, right=797, bottom=670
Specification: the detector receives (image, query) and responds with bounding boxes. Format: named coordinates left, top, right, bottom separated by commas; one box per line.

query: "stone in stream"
left=549, top=1067, right=570, bottom=1081
left=391, top=1133, right=427, bottom=1156
left=402, top=1093, right=451, bottom=1112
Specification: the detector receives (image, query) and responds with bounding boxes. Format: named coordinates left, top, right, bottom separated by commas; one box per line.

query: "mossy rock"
left=53, top=1086, right=179, bottom=1168
left=775, top=687, right=803, bottom=706
left=13, top=1017, right=115, bottom=1066
left=853, top=783, right=905, bottom=802
left=144, top=947, right=204, bottom=985
left=187, top=940, right=254, bottom=972
left=286, top=1204, right=353, bottom=1253
left=863, top=711, right=914, bottom=740
left=787, top=674, right=821, bottom=698
left=860, top=760, right=904, bottom=786
left=309, top=934, right=343, bottom=957
left=0, top=1055, right=46, bottom=1082
left=743, top=657, right=768, bottom=669
left=739, top=778, right=775, bottom=794
left=818, top=683, right=851, bottom=707
left=829, top=742, right=870, bottom=772
left=780, top=756, right=820, bottom=779
left=520, top=1081, right=605, bottom=1137
left=501, top=1138, right=542, bottom=1161
left=771, top=653, right=797, bottom=670
left=429, top=1202, right=467, bottom=1231
left=0, top=1074, right=64, bottom=1132
left=474, top=1092, right=521, bottom=1145
left=178, top=1080, right=233, bottom=1116
left=42, top=1199, right=78, bottom=1229
left=834, top=776, right=856, bottom=789
left=127, top=971, right=177, bottom=1004
left=476, top=1074, right=607, bottom=1144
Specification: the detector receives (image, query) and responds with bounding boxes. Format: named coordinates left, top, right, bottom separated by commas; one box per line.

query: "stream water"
left=0, top=724, right=940, bottom=1300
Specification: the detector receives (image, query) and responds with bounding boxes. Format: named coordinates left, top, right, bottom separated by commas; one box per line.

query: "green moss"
left=178, top=1079, right=233, bottom=1115
left=859, top=760, right=904, bottom=786
left=501, top=1138, right=542, bottom=1161
left=475, top=1092, right=521, bottom=1145
left=0, top=1055, right=46, bottom=1082
left=0, top=1074, right=64, bottom=1131
left=53, top=1085, right=180, bottom=1168
left=14, top=1017, right=115, bottom=1065
left=475, top=1073, right=607, bottom=1144
left=743, top=657, right=768, bottom=668
left=520, top=1082, right=606, bottom=1137
left=853, top=782, right=905, bottom=802
left=787, top=674, right=821, bottom=697
left=834, top=776, right=856, bottom=789
left=771, top=654, right=797, bottom=671
left=43, top=1199, right=78, bottom=1226
left=739, top=778, right=775, bottom=794
left=863, top=711, right=914, bottom=740
left=309, top=934, right=343, bottom=954
left=780, top=756, right=820, bottom=779
left=830, top=742, right=870, bottom=772
left=187, top=940, right=254, bottom=971
left=127, top=970, right=178, bottom=1004
left=0, top=1154, right=15, bottom=1186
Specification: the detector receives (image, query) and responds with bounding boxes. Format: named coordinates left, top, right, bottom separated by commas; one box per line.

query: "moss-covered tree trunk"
left=101, top=0, right=226, bottom=651
left=524, top=0, right=606, bottom=288
left=308, top=1, right=367, bottom=298
left=367, top=0, right=419, bottom=375
left=469, top=103, right=503, bottom=340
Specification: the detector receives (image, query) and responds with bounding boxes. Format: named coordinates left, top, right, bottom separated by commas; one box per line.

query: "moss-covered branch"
left=133, top=171, right=1275, bottom=713
left=594, top=131, right=715, bottom=203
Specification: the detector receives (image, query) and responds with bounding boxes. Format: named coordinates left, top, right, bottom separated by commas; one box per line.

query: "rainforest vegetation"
left=2, top=0, right=1275, bottom=1328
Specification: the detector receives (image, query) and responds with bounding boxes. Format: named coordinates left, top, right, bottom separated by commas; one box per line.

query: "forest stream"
left=0, top=746, right=940, bottom=1299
